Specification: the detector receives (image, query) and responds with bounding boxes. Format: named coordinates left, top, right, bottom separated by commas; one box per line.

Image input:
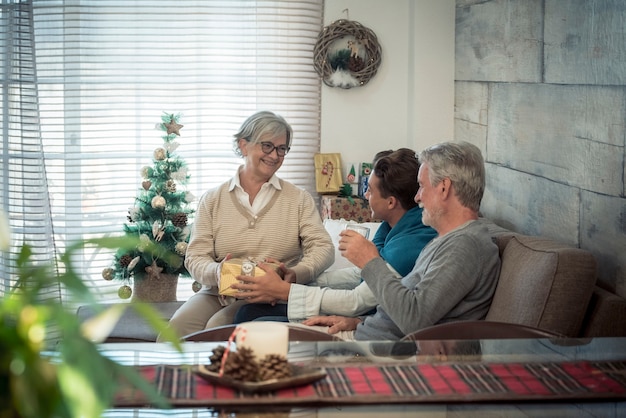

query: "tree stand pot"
left=132, top=272, right=178, bottom=302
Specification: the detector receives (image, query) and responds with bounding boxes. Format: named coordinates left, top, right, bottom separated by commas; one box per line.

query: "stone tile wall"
left=455, top=0, right=626, bottom=296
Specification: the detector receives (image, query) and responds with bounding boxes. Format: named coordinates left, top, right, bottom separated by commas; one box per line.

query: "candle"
left=235, top=321, right=289, bottom=360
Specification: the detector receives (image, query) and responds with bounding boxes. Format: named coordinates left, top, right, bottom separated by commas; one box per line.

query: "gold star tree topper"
left=164, top=117, right=183, bottom=136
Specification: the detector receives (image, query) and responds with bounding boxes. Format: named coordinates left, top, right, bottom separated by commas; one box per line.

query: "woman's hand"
left=231, top=261, right=291, bottom=303
left=301, top=315, right=362, bottom=334
left=216, top=253, right=232, bottom=285
left=264, top=257, right=296, bottom=283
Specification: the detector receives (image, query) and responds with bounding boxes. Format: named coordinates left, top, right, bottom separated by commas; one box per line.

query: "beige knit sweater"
left=185, top=178, right=335, bottom=295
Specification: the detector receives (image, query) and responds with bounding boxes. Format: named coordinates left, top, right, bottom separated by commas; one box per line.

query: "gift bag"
left=314, top=153, right=343, bottom=194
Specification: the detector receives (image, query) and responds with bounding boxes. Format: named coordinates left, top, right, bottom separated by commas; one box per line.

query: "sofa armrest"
left=580, top=286, right=626, bottom=337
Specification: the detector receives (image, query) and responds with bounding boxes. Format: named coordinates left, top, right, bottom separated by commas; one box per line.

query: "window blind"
left=1, top=0, right=323, bottom=303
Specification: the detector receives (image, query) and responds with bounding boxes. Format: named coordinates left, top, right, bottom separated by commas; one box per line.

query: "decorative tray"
left=195, top=364, right=326, bottom=393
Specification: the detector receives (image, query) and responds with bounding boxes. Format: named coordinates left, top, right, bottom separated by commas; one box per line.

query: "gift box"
left=320, top=195, right=378, bottom=223
left=219, top=258, right=282, bottom=297
left=358, top=162, right=372, bottom=198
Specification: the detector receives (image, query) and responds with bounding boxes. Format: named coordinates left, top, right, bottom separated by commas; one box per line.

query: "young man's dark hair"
left=371, top=148, right=420, bottom=211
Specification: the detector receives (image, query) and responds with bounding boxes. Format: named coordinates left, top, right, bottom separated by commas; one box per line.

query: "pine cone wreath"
left=171, top=212, right=188, bottom=228
left=258, top=354, right=292, bottom=381
left=222, top=346, right=260, bottom=382
left=206, top=345, right=226, bottom=372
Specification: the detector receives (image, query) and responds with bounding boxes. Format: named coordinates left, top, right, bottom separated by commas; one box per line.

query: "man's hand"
left=230, top=261, right=291, bottom=303
left=337, top=230, right=380, bottom=269
left=301, top=315, right=362, bottom=334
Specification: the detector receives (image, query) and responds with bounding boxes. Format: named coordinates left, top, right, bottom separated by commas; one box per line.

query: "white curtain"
left=1, top=0, right=60, bottom=302
left=1, top=0, right=324, bottom=303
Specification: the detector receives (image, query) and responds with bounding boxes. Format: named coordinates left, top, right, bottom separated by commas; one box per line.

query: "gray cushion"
left=486, top=235, right=597, bottom=337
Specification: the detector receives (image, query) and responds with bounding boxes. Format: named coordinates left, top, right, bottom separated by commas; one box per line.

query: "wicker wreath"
left=313, top=19, right=382, bottom=89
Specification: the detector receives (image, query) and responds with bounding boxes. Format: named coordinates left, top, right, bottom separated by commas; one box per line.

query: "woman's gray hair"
left=232, top=111, right=293, bottom=157
left=417, top=141, right=485, bottom=212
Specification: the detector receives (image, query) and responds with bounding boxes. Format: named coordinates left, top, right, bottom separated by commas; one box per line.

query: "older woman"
left=161, top=111, right=334, bottom=339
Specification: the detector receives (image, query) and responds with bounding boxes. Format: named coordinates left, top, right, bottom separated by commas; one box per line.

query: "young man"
left=230, top=148, right=437, bottom=322
left=300, top=141, right=501, bottom=340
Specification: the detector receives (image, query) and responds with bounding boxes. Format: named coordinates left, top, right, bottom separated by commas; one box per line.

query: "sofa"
left=77, top=218, right=626, bottom=341
left=324, top=218, right=626, bottom=338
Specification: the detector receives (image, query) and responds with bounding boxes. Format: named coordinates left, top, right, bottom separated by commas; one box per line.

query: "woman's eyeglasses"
left=260, top=142, right=290, bottom=157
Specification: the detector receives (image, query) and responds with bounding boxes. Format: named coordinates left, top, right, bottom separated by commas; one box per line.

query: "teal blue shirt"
left=372, top=206, right=437, bottom=276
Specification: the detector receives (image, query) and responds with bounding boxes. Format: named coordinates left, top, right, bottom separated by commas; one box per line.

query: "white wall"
left=320, top=0, right=455, bottom=171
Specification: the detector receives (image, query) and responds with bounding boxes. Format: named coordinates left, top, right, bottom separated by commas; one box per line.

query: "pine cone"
left=119, top=254, right=133, bottom=267
left=348, top=56, right=365, bottom=72
left=222, top=346, right=259, bottom=382
left=166, top=179, right=177, bottom=193
left=207, top=345, right=226, bottom=372
left=171, top=212, right=188, bottom=228
left=258, top=354, right=292, bottom=381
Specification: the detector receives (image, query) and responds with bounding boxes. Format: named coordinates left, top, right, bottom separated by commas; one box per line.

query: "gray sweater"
left=355, top=219, right=501, bottom=341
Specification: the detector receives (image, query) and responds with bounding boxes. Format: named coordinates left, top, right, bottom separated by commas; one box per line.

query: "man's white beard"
left=422, top=207, right=443, bottom=228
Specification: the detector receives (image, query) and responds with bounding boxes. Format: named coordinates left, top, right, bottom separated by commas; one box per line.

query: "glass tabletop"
left=98, top=336, right=626, bottom=366
left=100, top=337, right=626, bottom=417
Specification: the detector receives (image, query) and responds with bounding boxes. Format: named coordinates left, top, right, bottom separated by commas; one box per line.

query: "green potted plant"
left=0, top=209, right=181, bottom=417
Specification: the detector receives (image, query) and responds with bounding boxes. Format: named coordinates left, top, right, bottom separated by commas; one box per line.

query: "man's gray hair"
left=418, top=141, right=485, bottom=212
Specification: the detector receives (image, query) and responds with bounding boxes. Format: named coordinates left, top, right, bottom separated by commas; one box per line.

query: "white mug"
left=345, top=224, right=370, bottom=239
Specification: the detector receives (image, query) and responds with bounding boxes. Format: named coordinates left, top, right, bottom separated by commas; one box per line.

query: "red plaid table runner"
left=118, top=361, right=626, bottom=407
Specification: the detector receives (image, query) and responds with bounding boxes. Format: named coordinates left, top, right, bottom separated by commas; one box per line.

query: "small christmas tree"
left=102, top=112, right=197, bottom=301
